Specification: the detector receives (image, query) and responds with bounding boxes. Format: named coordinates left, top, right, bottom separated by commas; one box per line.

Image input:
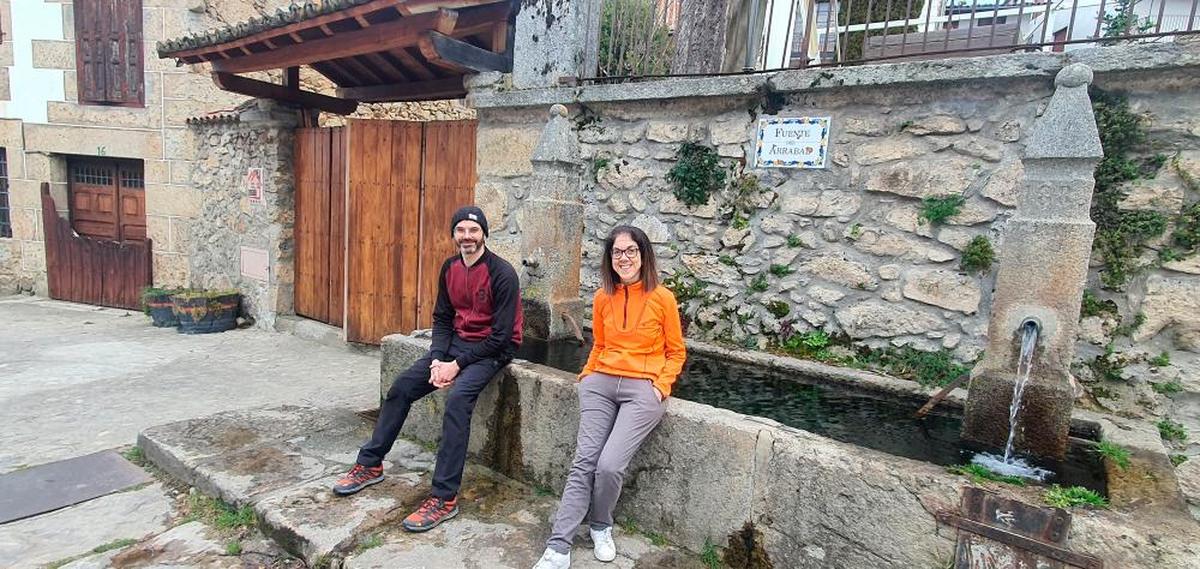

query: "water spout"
left=970, top=319, right=1052, bottom=481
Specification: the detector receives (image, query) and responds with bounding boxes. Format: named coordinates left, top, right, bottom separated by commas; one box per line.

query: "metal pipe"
left=745, top=0, right=763, bottom=71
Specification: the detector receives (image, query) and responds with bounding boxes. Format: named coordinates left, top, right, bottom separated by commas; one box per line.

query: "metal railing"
left=587, top=0, right=1200, bottom=79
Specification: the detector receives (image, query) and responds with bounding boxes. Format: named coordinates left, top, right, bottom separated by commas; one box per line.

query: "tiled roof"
left=157, top=0, right=375, bottom=58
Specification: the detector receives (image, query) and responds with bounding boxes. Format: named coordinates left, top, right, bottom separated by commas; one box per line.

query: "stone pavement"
left=0, top=296, right=379, bottom=566
left=137, top=405, right=703, bottom=569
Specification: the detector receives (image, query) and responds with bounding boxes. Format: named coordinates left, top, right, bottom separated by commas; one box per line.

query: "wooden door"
left=344, top=119, right=477, bottom=344
left=68, top=158, right=145, bottom=242
left=294, top=127, right=346, bottom=326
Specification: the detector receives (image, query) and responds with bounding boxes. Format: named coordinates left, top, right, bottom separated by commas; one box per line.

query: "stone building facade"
left=0, top=0, right=472, bottom=308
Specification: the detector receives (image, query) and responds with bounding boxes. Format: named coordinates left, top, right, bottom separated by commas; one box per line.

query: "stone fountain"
left=516, top=104, right=587, bottom=341
left=962, top=64, right=1104, bottom=460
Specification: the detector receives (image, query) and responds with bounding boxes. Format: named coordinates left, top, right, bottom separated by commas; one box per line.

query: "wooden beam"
left=211, top=10, right=455, bottom=74
left=212, top=72, right=358, bottom=115
left=418, top=31, right=511, bottom=73
left=363, top=52, right=414, bottom=82
left=164, top=0, right=508, bottom=59
left=285, top=66, right=300, bottom=90
left=354, top=15, right=371, bottom=27
left=336, top=56, right=387, bottom=85
left=389, top=48, right=437, bottom=81
left=336, top=77, right=466, bottom=102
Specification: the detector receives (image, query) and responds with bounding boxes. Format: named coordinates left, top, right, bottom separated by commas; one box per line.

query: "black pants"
left=356, top=335, right=507, bottom=499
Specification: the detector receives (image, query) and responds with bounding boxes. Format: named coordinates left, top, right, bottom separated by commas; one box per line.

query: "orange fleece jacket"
left=579, top=281, right=687, bottom=397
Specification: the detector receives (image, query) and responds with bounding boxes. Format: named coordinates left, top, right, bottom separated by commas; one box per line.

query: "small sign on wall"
left=755, top=117, right=831, bottom=169
left=245, top=167, right=264, bottom=203
left=240, top=246, right=269, bottom=282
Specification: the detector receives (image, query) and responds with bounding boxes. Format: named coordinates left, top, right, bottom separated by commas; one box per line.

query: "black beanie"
left=450, top=205, right=489, bottom=237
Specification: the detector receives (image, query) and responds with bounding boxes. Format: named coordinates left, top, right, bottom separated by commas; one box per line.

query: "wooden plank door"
left=294, top=127, right=348, bottom=326
left=344, top=119, right=477, bottom=345
left=417, top=120, right=477, bottom=327
left=68, top=158, right=145, bottom=243
left=345, top=120, right=423, bottom=344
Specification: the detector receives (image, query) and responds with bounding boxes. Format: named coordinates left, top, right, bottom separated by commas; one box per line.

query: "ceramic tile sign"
left=755, top=117, right=831, bottom=168
left=240, top=246, right=269, bottom=282
left=245, top=167, right=264, bottom=203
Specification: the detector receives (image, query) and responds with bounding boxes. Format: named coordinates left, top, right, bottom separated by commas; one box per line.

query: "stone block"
left=1119, top=176, right=1185, bottom=213
left=10, top=207, right=41, bottom=241
left=31, top=40, right=74, bottom=70
left=981, top=160, right=1023, bottom=207
left=47, top=100, right=164, bottom=130
left=163, top=127, right=197, bottom=158
left=841, top=117, right=889, bottom=137
left=863, top=158, right=978, bottom=199
left=21, top=241, right=46, bottom=271
left=834, top=301, right=945, bottom=338
left=0, top=119, right=21, bottom=148
left=1134, top=275, right=1200, bottom=352
left=951, top=137, right=1003, bottom=162
left=147, top=216, right=172, bottom=253
left=142, top=6, right=165, bottom=41
left=24, top=123, right=163, bottom=160
left=477, top=126, right=540, bottom=177
left=646, top=121, right=691, bottom=143
left=902, top=268, right=982, bottom=314
left=854, top=137, right=926, bottom=165
left=0, top=68, right=9, bottom=103
left=153, top=252, right=189, bottom=287
left=681, top=254, right=741, bottom=287
left=630, top=214, right=670, bottom=243
left=22, top=153, right=68, bottom=186
left=7, top=180, right=44, bottom=207
left=145, top=184, right=200, bottom=218
left=801, top=254, right=877, bottom=290
left=167, top=160, right=193, bottom=185
left=905, top=115, right=967, bottom=135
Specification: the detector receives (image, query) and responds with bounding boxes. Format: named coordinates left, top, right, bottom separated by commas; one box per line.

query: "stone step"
left=137, top=405, right=697, bottom=568
left=275, top=316, right=379, bottom=356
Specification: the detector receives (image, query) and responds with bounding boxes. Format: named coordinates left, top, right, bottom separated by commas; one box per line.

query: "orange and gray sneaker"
left=401, top=496, right=459, bottom=532
left=332, top=464, right=384, bottom=496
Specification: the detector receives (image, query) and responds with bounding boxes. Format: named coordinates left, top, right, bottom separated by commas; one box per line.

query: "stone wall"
left=187, top=104, right=296, bottom=329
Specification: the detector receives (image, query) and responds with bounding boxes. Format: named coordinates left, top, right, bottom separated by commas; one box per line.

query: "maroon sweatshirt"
left=429, top=248, right=523, bottom=367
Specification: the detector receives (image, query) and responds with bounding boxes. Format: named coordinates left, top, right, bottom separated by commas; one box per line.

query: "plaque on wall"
left=245, top=167, right=264, bottom=203
left=754, top=117, right=831, bottom=169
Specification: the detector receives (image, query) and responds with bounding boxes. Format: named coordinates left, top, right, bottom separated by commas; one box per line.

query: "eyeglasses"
left=610, top=246, right=640, bottom=259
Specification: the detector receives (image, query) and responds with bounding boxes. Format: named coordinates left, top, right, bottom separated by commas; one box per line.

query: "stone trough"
left=385, top=334, right=1200, bottom=568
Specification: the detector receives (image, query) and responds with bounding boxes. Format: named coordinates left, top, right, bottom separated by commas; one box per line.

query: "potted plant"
left=171, top=289, right=241, bottom=334
left=141, top=287, right=180, bottom=328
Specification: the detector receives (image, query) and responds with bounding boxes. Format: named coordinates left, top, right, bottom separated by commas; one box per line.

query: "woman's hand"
left=653, top=387, right=664, bottom=402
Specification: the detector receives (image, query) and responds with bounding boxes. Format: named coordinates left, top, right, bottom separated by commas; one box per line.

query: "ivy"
left=723, top=174, right=764, bottom=230
left=667, top=142, right=726, bottom=207
left=1089, top=88, right=1170, bottom=290
left=662, top=270, right=707, bottom=304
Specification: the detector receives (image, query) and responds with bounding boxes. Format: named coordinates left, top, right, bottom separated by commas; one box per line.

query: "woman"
left=533, top=225, right=686, bottom=569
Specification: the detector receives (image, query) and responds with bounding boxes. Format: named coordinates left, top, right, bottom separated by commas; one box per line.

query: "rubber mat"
left=0, top=450, right=151, bottom=524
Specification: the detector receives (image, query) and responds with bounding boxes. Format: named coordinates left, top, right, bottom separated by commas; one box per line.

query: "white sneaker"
left=590, top=526, right=617, bottom=562
left=532, top=547, right=571, bottom=569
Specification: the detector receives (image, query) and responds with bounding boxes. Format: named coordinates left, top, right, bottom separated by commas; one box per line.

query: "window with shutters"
left=74, top=0, right=145, bottom=107
left=0, top=148, right=10, bottom=238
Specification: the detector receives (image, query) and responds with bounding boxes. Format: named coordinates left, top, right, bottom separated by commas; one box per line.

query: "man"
left=332, top=205, right=523, bottom=533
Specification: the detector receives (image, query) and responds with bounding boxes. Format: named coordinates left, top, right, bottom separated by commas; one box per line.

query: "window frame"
left=0, top=148, right=11, bottom=239
left=73, top=0, right=145, bottom=108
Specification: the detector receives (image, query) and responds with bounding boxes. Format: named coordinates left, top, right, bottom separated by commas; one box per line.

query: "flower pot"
left=145, top=292, right=179, bottom=327
left=171, top=291, right=240, bottom=334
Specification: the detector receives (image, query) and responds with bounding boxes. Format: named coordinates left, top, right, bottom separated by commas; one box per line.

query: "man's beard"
left=457, top=239, right=480, bottom=253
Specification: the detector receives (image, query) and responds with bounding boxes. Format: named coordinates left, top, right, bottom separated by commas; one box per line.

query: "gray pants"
left=546, top=373, right=667, bottom=554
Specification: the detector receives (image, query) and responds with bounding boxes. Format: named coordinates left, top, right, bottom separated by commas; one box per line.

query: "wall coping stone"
left=468, top=42, right=1200, bottom=109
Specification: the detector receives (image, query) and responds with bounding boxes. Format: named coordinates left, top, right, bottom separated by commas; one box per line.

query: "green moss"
left=861, top=345, right=971, bottom=388
left=1044, top=485, right=1108, bottom=508
left=768, top=264, right=795, bottom=277
left=185, top=494, right=256, bottom=530
left=1157, top=419, right=1189, bottom=443
left=1080, top=290, right=1119, bottom=318
left=959, top=236, right=995, bottom=273
left=786, top=234, right=804, bottom=248
left=749, top=274, right=769, bottom=292
left=1152, top=380, right=1182, bottom=395
left=1094, top=440, right=1131, bottom=470
left=667, top=142, right=726, bottom=207
left=718, top=255, right=736, bottom=266
left=765, top=300, right=790, bottom=318
left=1170, top=454, right=1189, bottom=467
left=1149, top=351, right=1171, bottom=368
left=225, top=540, right=242, bottom=556
left=919, top=195, right=966, bottom=225
left=663, top=270, right=707, bottom=304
